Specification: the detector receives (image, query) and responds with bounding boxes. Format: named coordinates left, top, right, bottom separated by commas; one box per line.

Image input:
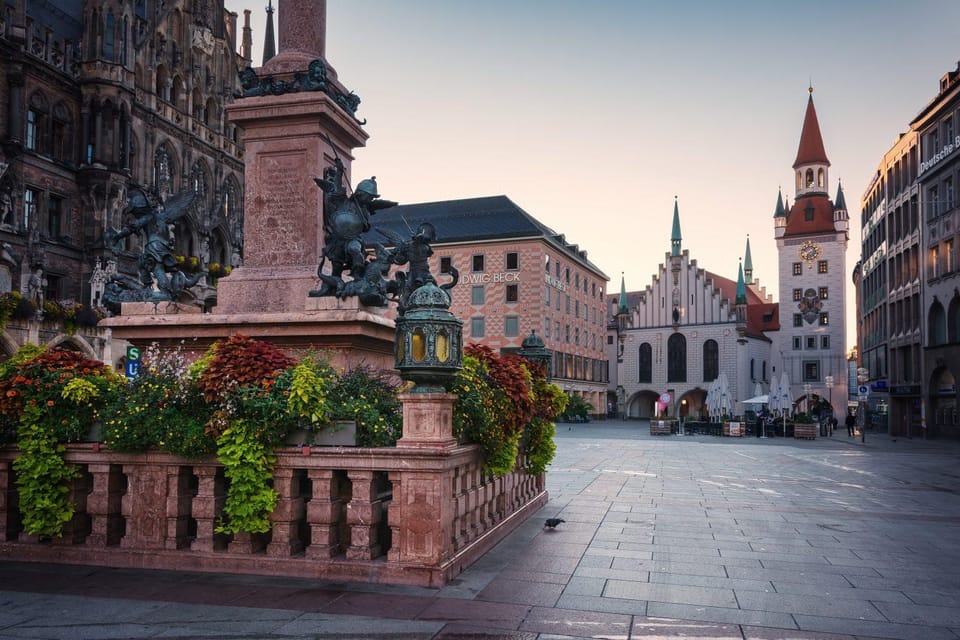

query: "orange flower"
left=47, top=400, right=55, bottom=407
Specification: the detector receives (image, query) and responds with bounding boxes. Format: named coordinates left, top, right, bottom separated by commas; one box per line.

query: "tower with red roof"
left=775, top=88, right=849, bottom=417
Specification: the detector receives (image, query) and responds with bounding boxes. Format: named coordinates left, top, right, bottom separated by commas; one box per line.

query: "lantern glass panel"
left=412, top=328, right=426, bottom=362
left=437, top=329, right=450, bottom=362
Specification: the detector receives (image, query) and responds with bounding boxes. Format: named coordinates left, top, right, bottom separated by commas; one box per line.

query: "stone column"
left=345, top=469, right=381, bottom=560
left=267, top=467, right=305, bottom=556
left=164, top=466, right=192, bottom=550
left=305, top=468, right=343, bottom=558
left=86, top=463, right=124, bottom=547
left=190, top=466, right=221, bottom=552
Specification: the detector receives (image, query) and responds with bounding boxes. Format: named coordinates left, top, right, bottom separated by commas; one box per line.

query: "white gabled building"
left=608, top=199, right=779, bottom=419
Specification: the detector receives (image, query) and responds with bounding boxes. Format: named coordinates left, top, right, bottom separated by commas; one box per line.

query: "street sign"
left=857, top=385, right=869, bottom=401
left=659, top=392, right=671, bottom=405
left=125, top=360, right=141, bottom=379
left=126, top=346, right=142, bottom=379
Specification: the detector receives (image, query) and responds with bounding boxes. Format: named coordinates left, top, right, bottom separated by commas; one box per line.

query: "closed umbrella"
left=779, top=372, right=792, bottom=436
left=768, top=376, right=780, bottom=414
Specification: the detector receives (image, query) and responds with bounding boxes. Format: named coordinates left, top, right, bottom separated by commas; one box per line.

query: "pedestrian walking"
left=845, top=410, right=856, bottom=437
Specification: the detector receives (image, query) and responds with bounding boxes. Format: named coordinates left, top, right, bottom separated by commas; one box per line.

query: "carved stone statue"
left=101, top=186, right=206, bottom=313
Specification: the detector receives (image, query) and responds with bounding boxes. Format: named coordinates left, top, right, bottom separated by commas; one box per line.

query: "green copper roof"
left=735, top=262, right=747, bottom=305
left=773, top=188, right=786, bottom=218
left=671, top=197, right=682, bottom=257
left=618, top=274, right=628, bottom=314
left=835, top=180, right=847, bottom=211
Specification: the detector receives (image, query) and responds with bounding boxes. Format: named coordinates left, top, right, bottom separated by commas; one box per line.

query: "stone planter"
left=284, top=420, right=357, bottom=447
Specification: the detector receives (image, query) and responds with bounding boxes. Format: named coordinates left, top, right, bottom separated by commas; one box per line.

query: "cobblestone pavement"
left=2, top=421, right=960, bottom=639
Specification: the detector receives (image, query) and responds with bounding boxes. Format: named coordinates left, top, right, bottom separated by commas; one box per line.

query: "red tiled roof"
left=793, top=95, right=830, bottom=169
left=784, top=194, right=835, bottom=236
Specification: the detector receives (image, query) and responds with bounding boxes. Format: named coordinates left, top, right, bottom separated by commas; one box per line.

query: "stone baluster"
left=0, top=460, right=9, bottom=541
left=86, top=463, right=124, bottom=547
left=267, top=467, right=305, bottom=556
left=451, top=465, right=467, bottom=550
left=345, top=469, right=381, bottom=560
left=165, top=466, right=192, bottom=550
left=191, top=466, right=221, bottom=552
left=52, top=469, right=90, bottom=545
left=386, top=471, right=402, bottom=562
left=305, top=468, right=342, bottom=558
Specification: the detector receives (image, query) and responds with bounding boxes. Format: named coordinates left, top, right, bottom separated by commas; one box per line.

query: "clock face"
left=799, top=240, right=821, bottom=262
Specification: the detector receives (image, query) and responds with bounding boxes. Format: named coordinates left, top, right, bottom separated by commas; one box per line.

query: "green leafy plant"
left=214, top=421, right=278, bottom=535
left=12, top=405, right=80, bottom=538
left=560, top=394, right=594, bottom=422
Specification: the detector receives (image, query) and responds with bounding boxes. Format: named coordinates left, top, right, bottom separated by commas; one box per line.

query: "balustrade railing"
left=0, top=442, right=546, bottom=587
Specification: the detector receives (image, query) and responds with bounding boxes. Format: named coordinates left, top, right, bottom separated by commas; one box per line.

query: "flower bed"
left=0, top=336, right=562, bottom=585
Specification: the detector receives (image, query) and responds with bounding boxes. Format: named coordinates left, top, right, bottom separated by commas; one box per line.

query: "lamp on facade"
left=395, top=282, right=463, bottom=393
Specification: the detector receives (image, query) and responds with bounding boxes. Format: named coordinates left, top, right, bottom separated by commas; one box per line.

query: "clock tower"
left=775, top=88, right=849, bottom=417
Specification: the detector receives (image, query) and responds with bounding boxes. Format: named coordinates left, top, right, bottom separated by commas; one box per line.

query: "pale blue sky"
left=226, top=0, right=960, bottom=344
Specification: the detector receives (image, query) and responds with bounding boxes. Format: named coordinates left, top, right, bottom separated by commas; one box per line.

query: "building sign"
left=544, top=274, right=566, bottom=291
left=890, top=385, right=920, bottom=396
left=462, top=272, right=521, bottom=285
left=919, top=135, right=960, bottom=175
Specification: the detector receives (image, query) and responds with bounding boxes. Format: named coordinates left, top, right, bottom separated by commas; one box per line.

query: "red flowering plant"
left=448, top=344, right=564, bottom=477
left=0, top=345, right=121, bottom=537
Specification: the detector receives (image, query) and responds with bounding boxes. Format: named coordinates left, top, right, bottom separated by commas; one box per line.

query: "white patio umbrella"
left=754, top=382, right=764, bottom=398
left=743, top=394, right=769, bottom=406
left=768, top=376, right=781, bottom=413
left=718, top=372, right=732, bottom=417
left=779, top=372, right=792, bottom=436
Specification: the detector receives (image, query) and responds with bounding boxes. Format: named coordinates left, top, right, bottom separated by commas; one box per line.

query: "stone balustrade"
left=0, top=402, right=547, bottom=588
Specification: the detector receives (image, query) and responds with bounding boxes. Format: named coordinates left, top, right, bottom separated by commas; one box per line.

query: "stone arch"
left=679, top=388, right=706, bottom=419
left=929, top=298, right=946, bottom=346
left=947, top=292, right=960, bottom=343
left=626, top=390, right=659, bottom=419
left=929, top=365, right=958, bottom=435
left=46, top=334, right=98, bottom=360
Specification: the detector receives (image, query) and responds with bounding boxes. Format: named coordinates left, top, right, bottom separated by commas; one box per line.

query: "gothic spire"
left=835, top=179, right=848, bottom=211
left=735, top=261, right=747, bottom=306
left=743, top=236, right=753, bottom=285
left=793, top=87, right=830, bottom=170
left=618, top=273, right=628, bottom=314
left=670, top=196, right=682, bottom=257
left=773, top=187, right=786, bottom=218
left=262, top=0, right=276, bottom=65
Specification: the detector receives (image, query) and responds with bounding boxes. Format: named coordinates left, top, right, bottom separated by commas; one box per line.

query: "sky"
left=225, top=0, right=960, bottom=345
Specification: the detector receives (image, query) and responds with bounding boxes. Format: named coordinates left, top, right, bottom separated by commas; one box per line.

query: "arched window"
left=817, top=168, right=825, bottom=188
left=51, top=102, right=72, bottom=162
left=805, top=168, right=814, bottom=189
left=103, top=11, right=115, bottom=60
left=26, top=92, right=49, bottom=153
left=638, top=343, right=652, bottom=383
left=762, top=361, right=767, bottom=381
left=703, top=339, right=718, bottom=382
left=750, top=358, right=755, bottom=380
left=949, top=295, right=960, bottom=343
left=667, top=333, right=686, bottom=382
left=929, top=300, right=946, bottom=346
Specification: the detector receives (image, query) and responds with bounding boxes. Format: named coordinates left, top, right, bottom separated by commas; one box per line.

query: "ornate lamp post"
left=395, top=282, right=463, bottom=393
left=517, top=329, right=553, bottom=380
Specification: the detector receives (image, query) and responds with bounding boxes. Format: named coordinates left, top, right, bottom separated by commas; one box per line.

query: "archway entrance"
left=626, top=391, right=659, bottom=419
left=930, top=366, right=958, bottom=437
left=679, top=388, right=706, bottom=420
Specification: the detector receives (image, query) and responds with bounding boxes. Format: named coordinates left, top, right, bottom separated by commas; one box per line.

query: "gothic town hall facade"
left=0, top=0, right=247, bottom=360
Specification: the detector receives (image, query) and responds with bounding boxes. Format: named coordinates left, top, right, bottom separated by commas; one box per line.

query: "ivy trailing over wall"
left=214, top=420, right=278, bottom=535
